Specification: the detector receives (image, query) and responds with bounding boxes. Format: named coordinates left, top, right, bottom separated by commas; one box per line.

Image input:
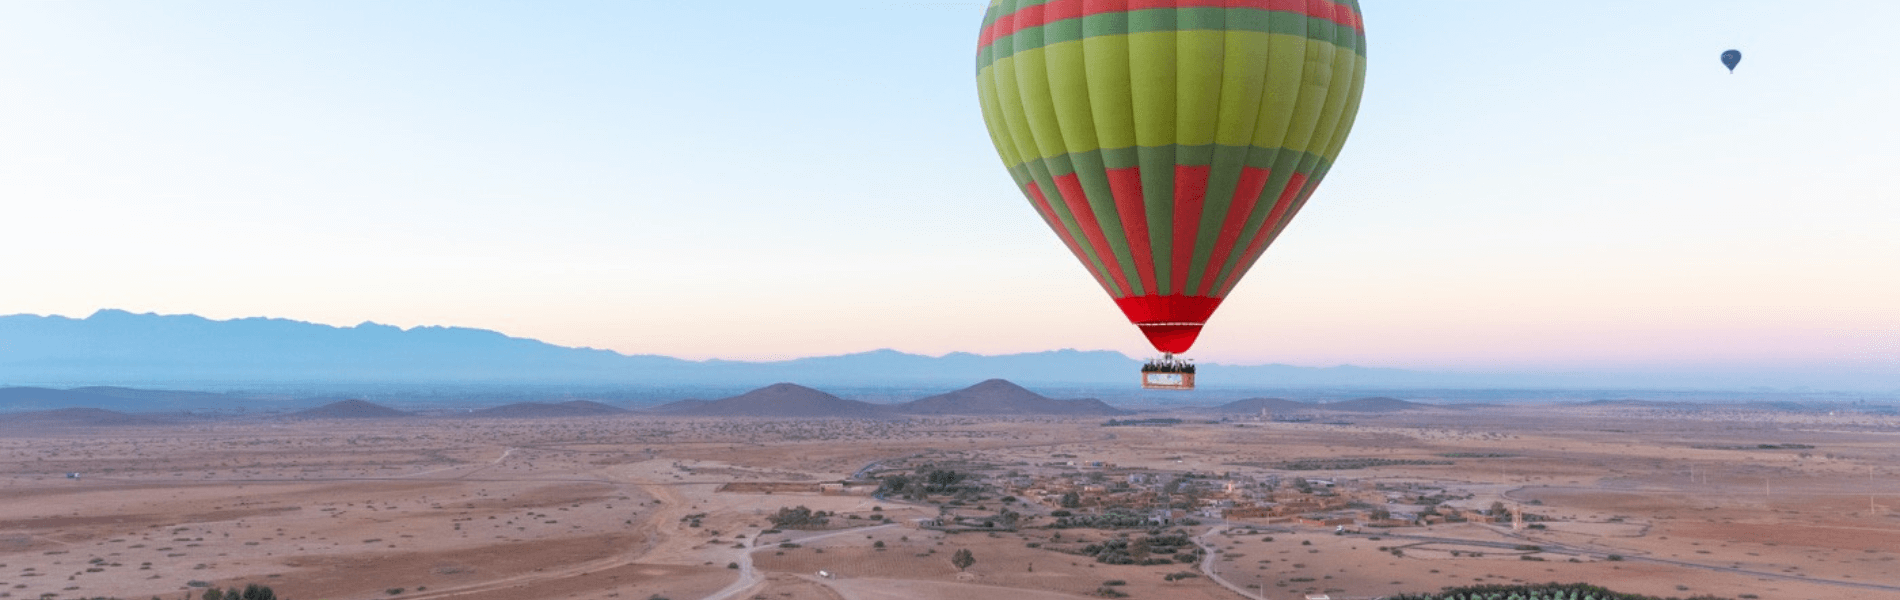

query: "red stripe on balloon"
left=1054, top=173, right=1134, bottom=297
left=1104, top=166, right=1157, bottom=295
left=1171, top=165, right=1210, bottom=297
left=1216, top=171, right=1309, bottom=297
left=1027, top=181, right=1113, bottom=293
left=1198, top=166, right=1272, bottom=296
left=978, top=0, right=1363, bottom=53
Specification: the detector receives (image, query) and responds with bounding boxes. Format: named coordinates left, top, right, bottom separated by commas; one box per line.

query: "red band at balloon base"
left=1114, top=295, right=1224, bottom=354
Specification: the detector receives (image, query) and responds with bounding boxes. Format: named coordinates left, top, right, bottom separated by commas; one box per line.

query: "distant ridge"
left=1214, top=397, right=1312, bottom=414
left=1323, top=396, right=1436, bottom=412
left=671, top=383, right=894, bottom=418
left=0, top=310, right=1474, bottom=389
left=0, top=385, right=278, bottom=413
left=291, top=399, right=411, bottom=419
left=1, top=387, right=142, bottom=412
left=5, top=310, right=1891, bottom=391
left=1210, top=396, right=1440, bottom=414
left=645, top=399, right=711, bottom=414
left=0, top=407, right=165, bottom=427
left=467, top=400, right=628, bottom=418
left=1579, top=399, right=1680, bottom=408
left=895, top=379, right=1128, bottom=416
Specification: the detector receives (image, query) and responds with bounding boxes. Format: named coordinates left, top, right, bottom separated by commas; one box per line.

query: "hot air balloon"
left=974, top=0, right=1368, bottom=389
left=1721, top=49, right=1741, bottom=73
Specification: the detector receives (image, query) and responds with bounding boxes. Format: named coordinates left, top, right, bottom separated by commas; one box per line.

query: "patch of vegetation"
left=1692, top=443, right=1815, bottom=451
left=768, top=505, right=830, bottom=529
left=1103, top=418, right=1185, bottom=427
left=1387, top=582, right=1734, bottom=600
left=1077, top=533, right=1202, bottom=565
left=1274, top=458, right=1455, bottom=471
left=1051, top=510, right=1155, bottom=529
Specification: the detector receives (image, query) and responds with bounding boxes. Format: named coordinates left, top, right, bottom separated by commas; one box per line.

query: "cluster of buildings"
left=999, top=462, right=1520, bottom=530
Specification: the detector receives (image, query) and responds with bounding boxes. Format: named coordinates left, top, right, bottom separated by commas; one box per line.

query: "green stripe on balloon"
left=980, top=11, right=1362, bottom=72
left=983, top=40, right=1361, bottom=158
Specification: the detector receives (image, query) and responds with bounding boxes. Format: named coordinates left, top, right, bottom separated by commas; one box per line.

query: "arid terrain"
left=2, top=401, right=1898, bottom=600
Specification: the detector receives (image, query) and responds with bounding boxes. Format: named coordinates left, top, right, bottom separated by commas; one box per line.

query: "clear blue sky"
left=3, top=1, right=1896, bottom=384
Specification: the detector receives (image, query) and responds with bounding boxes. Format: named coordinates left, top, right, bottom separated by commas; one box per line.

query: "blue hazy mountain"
left=1, top=310, right=1893, bottom=394
left=0, top=310, right=1453, bottom=389
left=0, top=309, right=691, bottom=384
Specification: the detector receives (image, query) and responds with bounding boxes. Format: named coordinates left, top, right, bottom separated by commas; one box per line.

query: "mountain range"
left=648, top=379, right=1127, bottom=418
left=3, top=379, right=1131, bottom=420
left=0, top=310, right=1447, bottom=388
left=2, top=309, right=1894, bottom=393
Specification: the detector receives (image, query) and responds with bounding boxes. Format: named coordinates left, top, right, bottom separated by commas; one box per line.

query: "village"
left=859, top=449, right=1543, bottom=535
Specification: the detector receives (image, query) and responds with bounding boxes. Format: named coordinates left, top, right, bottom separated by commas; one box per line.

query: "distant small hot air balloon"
left=1721, top=49, right=1742, bottom=73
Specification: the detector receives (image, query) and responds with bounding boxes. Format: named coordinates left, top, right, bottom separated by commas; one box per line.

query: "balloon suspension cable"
left=1141, top=353, right=1196, bottom=374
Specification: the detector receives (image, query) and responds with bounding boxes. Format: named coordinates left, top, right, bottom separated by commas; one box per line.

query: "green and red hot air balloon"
left=974, top=0, right=1369, bottom=388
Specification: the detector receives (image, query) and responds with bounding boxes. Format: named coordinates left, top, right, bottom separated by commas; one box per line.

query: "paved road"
left=1193, top=526, right=1266, bottom=600
left=702, top=523, right=903, bottom=600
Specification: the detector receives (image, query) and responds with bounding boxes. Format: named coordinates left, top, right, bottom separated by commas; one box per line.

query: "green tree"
left=1060, top=492, right=1081, bottom=508
left=202, top=588, right=223, bottom=600
left=950, top=548, right=975, bottom=572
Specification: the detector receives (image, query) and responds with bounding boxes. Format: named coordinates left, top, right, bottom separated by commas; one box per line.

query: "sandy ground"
left=0, top=405, right=1894, bottom=600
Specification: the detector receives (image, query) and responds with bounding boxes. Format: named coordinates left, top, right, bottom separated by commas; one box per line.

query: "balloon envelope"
left=975, top=0, right=1369, bottom=354
left=1722, top=49, right=1742, bottom=72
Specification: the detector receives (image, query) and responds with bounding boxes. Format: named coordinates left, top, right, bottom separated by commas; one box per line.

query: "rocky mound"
left=672, top=383, right=894, bottom=418
left=1215, top=397, right=1313, bottom=414
left=290, top=399, right=411, bottom=419
left=0, top=407, right=165, bottom=427
left=469, top=400, right=628, bottom=418
left=895, top=379, right=1128, bottom=415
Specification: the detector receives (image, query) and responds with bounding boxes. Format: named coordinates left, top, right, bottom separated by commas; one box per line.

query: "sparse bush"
left=950, top=548, right=977, bottom=571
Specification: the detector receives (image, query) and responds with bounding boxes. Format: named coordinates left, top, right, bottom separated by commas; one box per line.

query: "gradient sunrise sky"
left=3, top=1, right=1896, bottom=380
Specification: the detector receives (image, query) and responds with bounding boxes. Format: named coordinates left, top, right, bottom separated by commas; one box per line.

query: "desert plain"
left=2, top=402, right=1898, bottom=600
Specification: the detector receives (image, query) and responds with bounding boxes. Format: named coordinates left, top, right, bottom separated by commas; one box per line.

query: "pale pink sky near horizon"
left=3, top=2, right=1897, bottom=377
